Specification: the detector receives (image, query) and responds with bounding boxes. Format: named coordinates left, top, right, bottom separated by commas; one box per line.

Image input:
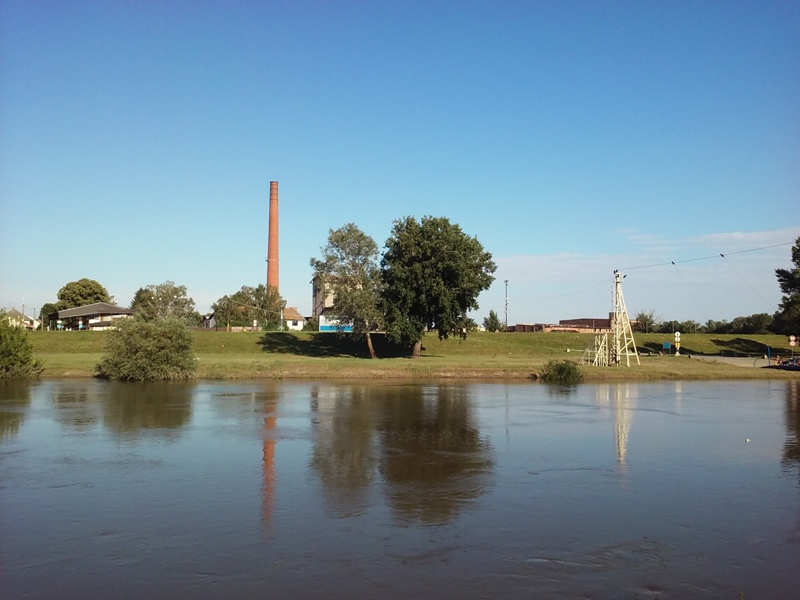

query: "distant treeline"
left=634, top=312, right=776, bottom=335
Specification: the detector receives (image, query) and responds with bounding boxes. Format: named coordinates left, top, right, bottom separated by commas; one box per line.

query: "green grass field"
left=24, top=329, right=798, bottom=381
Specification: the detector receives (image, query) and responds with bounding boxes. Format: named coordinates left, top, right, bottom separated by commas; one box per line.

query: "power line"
left=620, top=241, right=792, bottom=272
left=670, top=262, right=710, bottom=324
left=720, top=254, right=775, bottom=312
left=503, top=240, right=792, bottom=309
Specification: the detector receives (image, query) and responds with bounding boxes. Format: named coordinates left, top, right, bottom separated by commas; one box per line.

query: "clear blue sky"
left=2, top=1, right=798, bottom=325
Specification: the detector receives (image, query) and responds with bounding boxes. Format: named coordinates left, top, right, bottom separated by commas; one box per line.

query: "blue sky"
left=1, top=1, right=798, bottom=325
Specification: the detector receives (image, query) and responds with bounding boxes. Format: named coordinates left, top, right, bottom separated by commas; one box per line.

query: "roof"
left=283, top=306, right=306, bottom=321
left=58, top=302, right=135, bottom=319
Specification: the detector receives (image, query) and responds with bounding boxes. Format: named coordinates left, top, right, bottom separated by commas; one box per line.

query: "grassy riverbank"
left=26, top=329, right=798, bottom=381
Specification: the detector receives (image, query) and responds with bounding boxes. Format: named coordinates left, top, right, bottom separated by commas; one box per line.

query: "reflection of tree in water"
left=54, top=381, right=105, bottom=431
left=309, top=384, right=378, bottom=517
left=783, top=380, right=800, bottom=476
left=0, top=382, right=32, bottom=441
left=377, top=384, right=493, bottom=525
left=102, top=382, right=192, bottom=436
left=545, top=384, right=579, bottom=400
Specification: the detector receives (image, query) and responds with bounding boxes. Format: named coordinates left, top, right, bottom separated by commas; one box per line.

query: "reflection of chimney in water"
left=267, top=181, right=279, bottom=292
left=262, top=398, right=277, bottom=525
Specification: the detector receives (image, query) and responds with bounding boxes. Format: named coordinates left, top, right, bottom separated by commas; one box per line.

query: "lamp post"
left=504, top=280, right=509, bottom=331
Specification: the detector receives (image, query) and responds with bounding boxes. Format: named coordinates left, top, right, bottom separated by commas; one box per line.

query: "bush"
left=96, top=318, right=197, bottom=381
left=0, top=315, right=43, bottom=378
left=539, top=359, right=583, bottom=384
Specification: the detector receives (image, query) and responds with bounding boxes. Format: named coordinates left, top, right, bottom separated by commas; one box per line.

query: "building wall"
left=318, top=315, right=353, bottom=333
left=311, top=277, right=335, bottom=318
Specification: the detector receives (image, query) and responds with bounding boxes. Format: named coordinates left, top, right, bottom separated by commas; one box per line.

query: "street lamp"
left=504, top=280, right=509, bottom=331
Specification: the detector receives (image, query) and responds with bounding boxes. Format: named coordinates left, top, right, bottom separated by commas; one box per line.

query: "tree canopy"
left=212, top=284, right=284, bottom=330
left=483, top=309, right=505, bottom=333
left=310, top=223, right=382, bottom=358
left=55, top=278, right=111, bottom=310
left=39, top=303, right=58, bottom=329
left=0, top=311, right=43, bottom=378
left=633, top=310, right=661, bottom=333
left=773, top=236, right=800, bottom=334
left=381, top=216, right=496, bottom=357
left=131, top=281, right=198, bottom=324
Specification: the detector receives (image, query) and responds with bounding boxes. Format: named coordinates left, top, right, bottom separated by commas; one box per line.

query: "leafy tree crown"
left=381, top=215, right=496, bottom=348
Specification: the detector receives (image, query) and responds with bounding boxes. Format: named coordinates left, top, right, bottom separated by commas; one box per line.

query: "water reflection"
left=376, top=384, right=493, bottom=524
left=54, top=381, right=104, bottom=431
left=0, top=381, right=31, bottom=441
left=307, top=383, right=494, bottom=524
left=102, top=382, right=192, bottom=437
left=595, top=384, right=637, bottom=468
left=2, top=379, right=799, bottom=598
left=784, top=380, right=800, bottom=475
left=309, top=384, right=378, bottom=517
left=262, top=387, right=279, bottom=524
left=544, top=383, right=579, bottom=399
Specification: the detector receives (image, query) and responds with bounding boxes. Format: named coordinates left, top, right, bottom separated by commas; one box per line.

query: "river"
left=1, top=379, right=798, bottom=599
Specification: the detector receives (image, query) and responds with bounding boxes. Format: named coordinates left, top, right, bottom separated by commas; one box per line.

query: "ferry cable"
left=512, top=241, right=793, bottom=301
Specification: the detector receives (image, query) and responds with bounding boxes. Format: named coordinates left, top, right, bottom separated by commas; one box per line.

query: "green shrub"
left=0, top=315, right=43, bottom=378
left=96, top=318, right=197, bottom=381
left=539, top=359, right=583, bottom=384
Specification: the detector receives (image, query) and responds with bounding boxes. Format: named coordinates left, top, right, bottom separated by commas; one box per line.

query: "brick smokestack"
left=267, top=181, right=279, bottom=292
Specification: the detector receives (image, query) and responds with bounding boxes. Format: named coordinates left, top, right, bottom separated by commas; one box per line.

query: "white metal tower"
left=611, top=270, right=640, bottom=366
left=581, top=333, right=609, bottom=366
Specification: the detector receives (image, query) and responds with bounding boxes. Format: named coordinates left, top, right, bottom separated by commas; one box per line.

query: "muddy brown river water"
left=1, top=379, right=799, bottom=599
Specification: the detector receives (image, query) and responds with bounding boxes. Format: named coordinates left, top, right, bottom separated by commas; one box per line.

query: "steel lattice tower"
left=611, top=270, right=640, bottom=366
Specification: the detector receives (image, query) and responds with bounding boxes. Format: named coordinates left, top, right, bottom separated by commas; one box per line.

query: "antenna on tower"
left=611, top=270, right=640, bottom=366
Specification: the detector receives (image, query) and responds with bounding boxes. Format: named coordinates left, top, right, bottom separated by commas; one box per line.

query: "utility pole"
left=504, top=280, right=509, bottom=331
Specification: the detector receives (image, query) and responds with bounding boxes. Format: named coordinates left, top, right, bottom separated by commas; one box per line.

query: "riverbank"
left=25, top=330, right=798, bottom=381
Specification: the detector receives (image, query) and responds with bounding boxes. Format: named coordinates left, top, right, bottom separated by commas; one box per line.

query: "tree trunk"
left=366, top=332, right=376, bottom=359
left=412, top=340, right=422, bottom=358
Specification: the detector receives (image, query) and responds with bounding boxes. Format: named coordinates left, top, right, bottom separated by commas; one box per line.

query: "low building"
left=311, top=276, right=335, bottom=319
left=318, top=315, right=354, bottom=333
left=2, top=308, right=38, bottom=330
left=556, top=318, right=612, bottom=333
left=311, top=276, right=354, bottom=333
left=283, top=306, right=307, bottom=331
left=510, top=317, right=614, bottom=333
left=57, top=302, right=134, bottom=330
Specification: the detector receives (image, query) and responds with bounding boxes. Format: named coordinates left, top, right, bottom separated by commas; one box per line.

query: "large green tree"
left=39, top=303, right=58, bottom=330
left=380, top=216, right=496, bottom=358
left=129, top=287, right=156, bottom=316
left=55, top=278, right=111, bottom=310
left=310, top=223, right=382, bottom=358
left=773, top=236, right=800, bottom=334
left=131, top=281, right=198, bottom=324
left=0, top=311, right=43, bottom=378
left=633, top=309, right=661, bottom=333
left=483, top=309, right=505, bottom=332
left=212, top=284, right=284, bottom=330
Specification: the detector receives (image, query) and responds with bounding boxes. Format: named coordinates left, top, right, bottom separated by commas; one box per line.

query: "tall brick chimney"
left=267, top=181, right=279, bottom=292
